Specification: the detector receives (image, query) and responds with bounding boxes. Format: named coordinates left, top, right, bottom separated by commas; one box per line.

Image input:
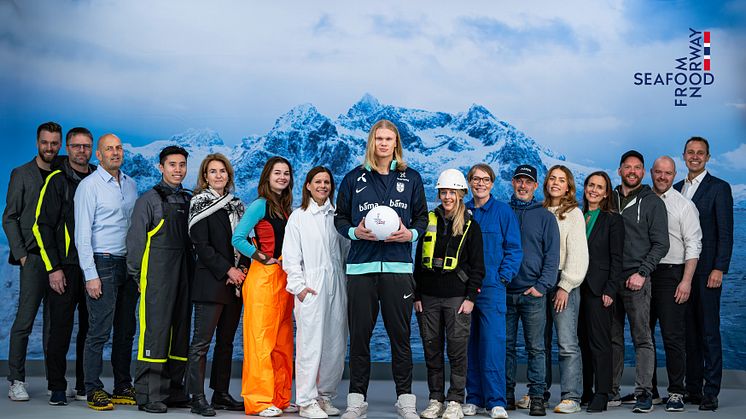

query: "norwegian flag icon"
left=704, top=31, right=711, bottom=71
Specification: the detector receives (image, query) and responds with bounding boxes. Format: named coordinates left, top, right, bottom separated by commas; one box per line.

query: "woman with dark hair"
left=187, top=153, right=247, bottom=416
left=517, top=165, right=588, bottom=413
left=414, top=169, right=485, bottom=419
left=282, top=166, right=348, bottom=419
left=577, top=171, right=625, bottom=413
left=232, top=156, right=294, bottom=417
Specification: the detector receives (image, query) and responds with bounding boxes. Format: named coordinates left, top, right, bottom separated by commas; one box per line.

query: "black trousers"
left=7, top=253, right=49, bottom=383
left=650, top=264, right=686, bottom=396
left=347, top=273, right=414, bottom=398
left=417, top=295, right=471, bottom=403
left=578, top=285, right=612, bottom=397
left=186, top=300, right=242, bottom=396
left=45, top=264, right=88, bottom=392
left=685, top=272, right=722, bottom=398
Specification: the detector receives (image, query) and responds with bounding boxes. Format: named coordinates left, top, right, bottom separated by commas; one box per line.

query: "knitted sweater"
left=547, top=206, right=589, bottom=292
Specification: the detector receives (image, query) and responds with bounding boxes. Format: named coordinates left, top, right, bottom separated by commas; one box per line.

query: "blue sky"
left=1, top=0, right=744, bottom=192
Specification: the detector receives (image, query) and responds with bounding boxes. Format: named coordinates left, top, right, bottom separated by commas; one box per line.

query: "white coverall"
left=282, top=198, right=349, bottom=407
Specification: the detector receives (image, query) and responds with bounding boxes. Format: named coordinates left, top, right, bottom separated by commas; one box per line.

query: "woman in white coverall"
left=282, top=166, right=349, bottom=419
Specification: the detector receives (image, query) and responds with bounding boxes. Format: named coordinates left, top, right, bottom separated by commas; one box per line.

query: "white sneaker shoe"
left=301, top=401, right=330, bottom=419
left=420, top=399, right=444, bottom=418
left=490, top=406, right=509, bottom=419
left=395, top=394, right=419, bottom=419
left=461, top=403, right=485, bottom=416
left=318, top=398, right=341, bottom=416
left=515, top=395, right=530, bottom=409
left=442, top=401, right=464, bottom=419
left=46, top=382, right=77, bottom=398
left=342, top=393, right=368, bottom=419
left=259, top=405, right=283, bottom=417
left=553, top=399, right=581, bottom=414
left=8, top=381, right=29, bottom=401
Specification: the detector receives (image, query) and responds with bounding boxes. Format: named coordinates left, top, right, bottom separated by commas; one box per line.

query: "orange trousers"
left=241, top=260, right=294, bottom=414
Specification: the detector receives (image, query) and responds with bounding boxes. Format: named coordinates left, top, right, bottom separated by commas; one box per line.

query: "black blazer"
left=583, top=211, right=625, bottom=297
left=2, top=158, right=46, bottom=264
left=674, top=173, right=733, bottom=275
left=190, top=208, right=249, bottom=305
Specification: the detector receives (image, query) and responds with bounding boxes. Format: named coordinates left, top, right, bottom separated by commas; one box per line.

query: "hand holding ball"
left=364, top=205, right=400, bottom=240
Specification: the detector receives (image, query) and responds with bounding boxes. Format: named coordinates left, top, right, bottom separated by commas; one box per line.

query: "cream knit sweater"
left=548, top=206, right=589, bottom=292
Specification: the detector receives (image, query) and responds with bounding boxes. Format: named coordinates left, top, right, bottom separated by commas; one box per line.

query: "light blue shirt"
left=74, top=165, right=138, bottom=281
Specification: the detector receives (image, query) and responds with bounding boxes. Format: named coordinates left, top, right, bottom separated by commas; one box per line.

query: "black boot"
left=191, top=394, right=216, bottom=417
left=529, top=397, right=547, bottom=416
left=138, top=401, right=168, bottom=414
left=211, top=391, right=244, bottom=411
left=587, top=393, right=608, bottom=413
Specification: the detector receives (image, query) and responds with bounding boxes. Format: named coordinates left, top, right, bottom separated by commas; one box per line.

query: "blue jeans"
left=506, top=293, right=546, bottom=400
left=544, top=287, right=582, bottom=401
left=83, top=254, right=138, bottom=394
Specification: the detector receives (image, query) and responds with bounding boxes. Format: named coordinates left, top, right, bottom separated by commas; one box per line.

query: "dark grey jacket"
left=2, top=158, right=46, bottom=264
left=612, top=184, right=670, bottom=277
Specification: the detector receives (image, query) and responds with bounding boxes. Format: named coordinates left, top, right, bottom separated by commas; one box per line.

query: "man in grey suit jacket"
left=674, top=137, right=734, bottom=411
left=2, top=121, right=63, bottom=401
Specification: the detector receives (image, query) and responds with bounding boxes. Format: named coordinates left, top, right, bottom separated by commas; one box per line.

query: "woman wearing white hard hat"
left=282, top=166, right=349, bottom=419
left=334, top=119, right=428, bottom=419
left=415, top=168, right=485, bottom=419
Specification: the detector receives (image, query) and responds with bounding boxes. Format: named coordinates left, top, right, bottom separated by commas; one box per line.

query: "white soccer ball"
left=364, top=205, right=400, bottom=240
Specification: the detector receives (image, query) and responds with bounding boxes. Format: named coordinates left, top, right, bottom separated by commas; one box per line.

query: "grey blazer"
left=2, top=158, right=46, bottom=264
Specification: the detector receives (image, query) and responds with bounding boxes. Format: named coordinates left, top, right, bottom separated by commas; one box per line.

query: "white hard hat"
left=436, top=169, right=468, bottom=190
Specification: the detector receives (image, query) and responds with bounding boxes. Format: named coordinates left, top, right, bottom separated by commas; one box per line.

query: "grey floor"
left=1, top=376, right=745, bottom=419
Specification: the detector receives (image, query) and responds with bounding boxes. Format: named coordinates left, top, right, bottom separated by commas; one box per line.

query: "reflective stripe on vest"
left=421, top=211, right=471, bottom=271
left=137, top=219, right=167, bottom=363
left=32, top=170, right=62, bottom=271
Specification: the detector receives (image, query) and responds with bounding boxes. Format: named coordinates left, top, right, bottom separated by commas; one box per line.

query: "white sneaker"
left=395, top=394, right=419, bottom=419
left=461, top=403, right=485, bottom=416
left=342, top=393, right=368, bottom=419
left=301, top=401, right=330, bottom=419
left=553, top=399, right=581, bottom=414
left=8, top=380, right=29, bottom=401
left=284, top=402, right=300, bottom=413
left=318, top=398, right=341, bottom=416
left=259, top=405, right=283, bottom=417
left=46, top=382, right=77, bottom=398
left=490, top=406, right=509, bottom=419
left=420, top=399, right=444, bottom=418
left=442, top=401, right=464, bottom=419
left=515, top=395, right=530, bottom=409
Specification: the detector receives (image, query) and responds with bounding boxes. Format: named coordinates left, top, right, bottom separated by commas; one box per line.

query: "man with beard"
left=3, top=121, right=63, bottom=401
left=609, top=150, right=669, bottom=413
left=34, top=127, right=97, bottom=405
left=647, top=156, right=701, bottom=412
left=674, top=137, right=733, bottom=411
left=75, top=134, right=138, bottom=411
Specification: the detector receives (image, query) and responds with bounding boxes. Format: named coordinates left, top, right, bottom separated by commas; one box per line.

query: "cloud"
left=721, top=143, right=746, bottom=170
left=458, top=16, right=583, bottom=54
left=726, top=102, right=746, bottom=109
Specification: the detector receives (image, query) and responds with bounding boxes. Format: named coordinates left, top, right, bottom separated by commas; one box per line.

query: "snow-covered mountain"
left=122, top=94, right=600, bottom=203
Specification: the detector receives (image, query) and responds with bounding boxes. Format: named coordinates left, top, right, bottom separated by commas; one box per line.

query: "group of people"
left=2, top=119, right=733, bottom=419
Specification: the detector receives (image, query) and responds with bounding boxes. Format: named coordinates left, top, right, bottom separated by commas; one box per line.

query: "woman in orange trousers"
left=231, top=157, right=295, bottom=417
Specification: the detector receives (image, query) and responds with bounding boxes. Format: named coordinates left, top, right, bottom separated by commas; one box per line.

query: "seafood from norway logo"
left=633, top=28, right=714, bottom=106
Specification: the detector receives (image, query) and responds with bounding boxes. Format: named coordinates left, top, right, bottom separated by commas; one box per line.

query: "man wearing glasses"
left=33, top=127, right=96, bottom=405
left=462, top=163, right=523, bottom=419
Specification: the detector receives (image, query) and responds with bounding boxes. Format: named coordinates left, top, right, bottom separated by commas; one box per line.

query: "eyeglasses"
left=68, top=144, right=92, bottom=150
left=470, top=176, right=492, bottom=185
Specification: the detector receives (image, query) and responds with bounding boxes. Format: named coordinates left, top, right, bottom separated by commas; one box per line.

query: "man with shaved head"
left=74, top=134, right=139, bottom=411
left=648, top=156, right=702, bottom=412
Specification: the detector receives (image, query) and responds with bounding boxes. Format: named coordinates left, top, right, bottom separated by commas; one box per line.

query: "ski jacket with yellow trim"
left=33, top=158, right=96, bottom=272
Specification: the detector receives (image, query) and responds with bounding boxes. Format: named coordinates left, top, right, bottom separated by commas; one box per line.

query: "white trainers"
left=461, top=403, right=485, bottom=416
left=301, top=401, right=330, bottom=419
left=553, top=399, right=581, bottom=413
left=515, top=395, right=530, bottom=409
left=342, top=393, right=368, bottom=419
left=420, top=399, right=444, bottom=418
left=8, top=380, right=29, bottom=401
left=259, top=405, right=283, bottom=417
left=318, top=398, right=341, bottom=416
left=442, top=401, right=464, bottom=419
left=395, top=394, right=419, bottom=419
left=284, top=402, right=300, bottom=413
left=490, top=406, right=509, bottom=419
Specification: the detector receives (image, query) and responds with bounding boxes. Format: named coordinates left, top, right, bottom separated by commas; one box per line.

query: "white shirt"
left=658, top=187, right=702, bottom=264
left=681, top=169, right=707, bottom=200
